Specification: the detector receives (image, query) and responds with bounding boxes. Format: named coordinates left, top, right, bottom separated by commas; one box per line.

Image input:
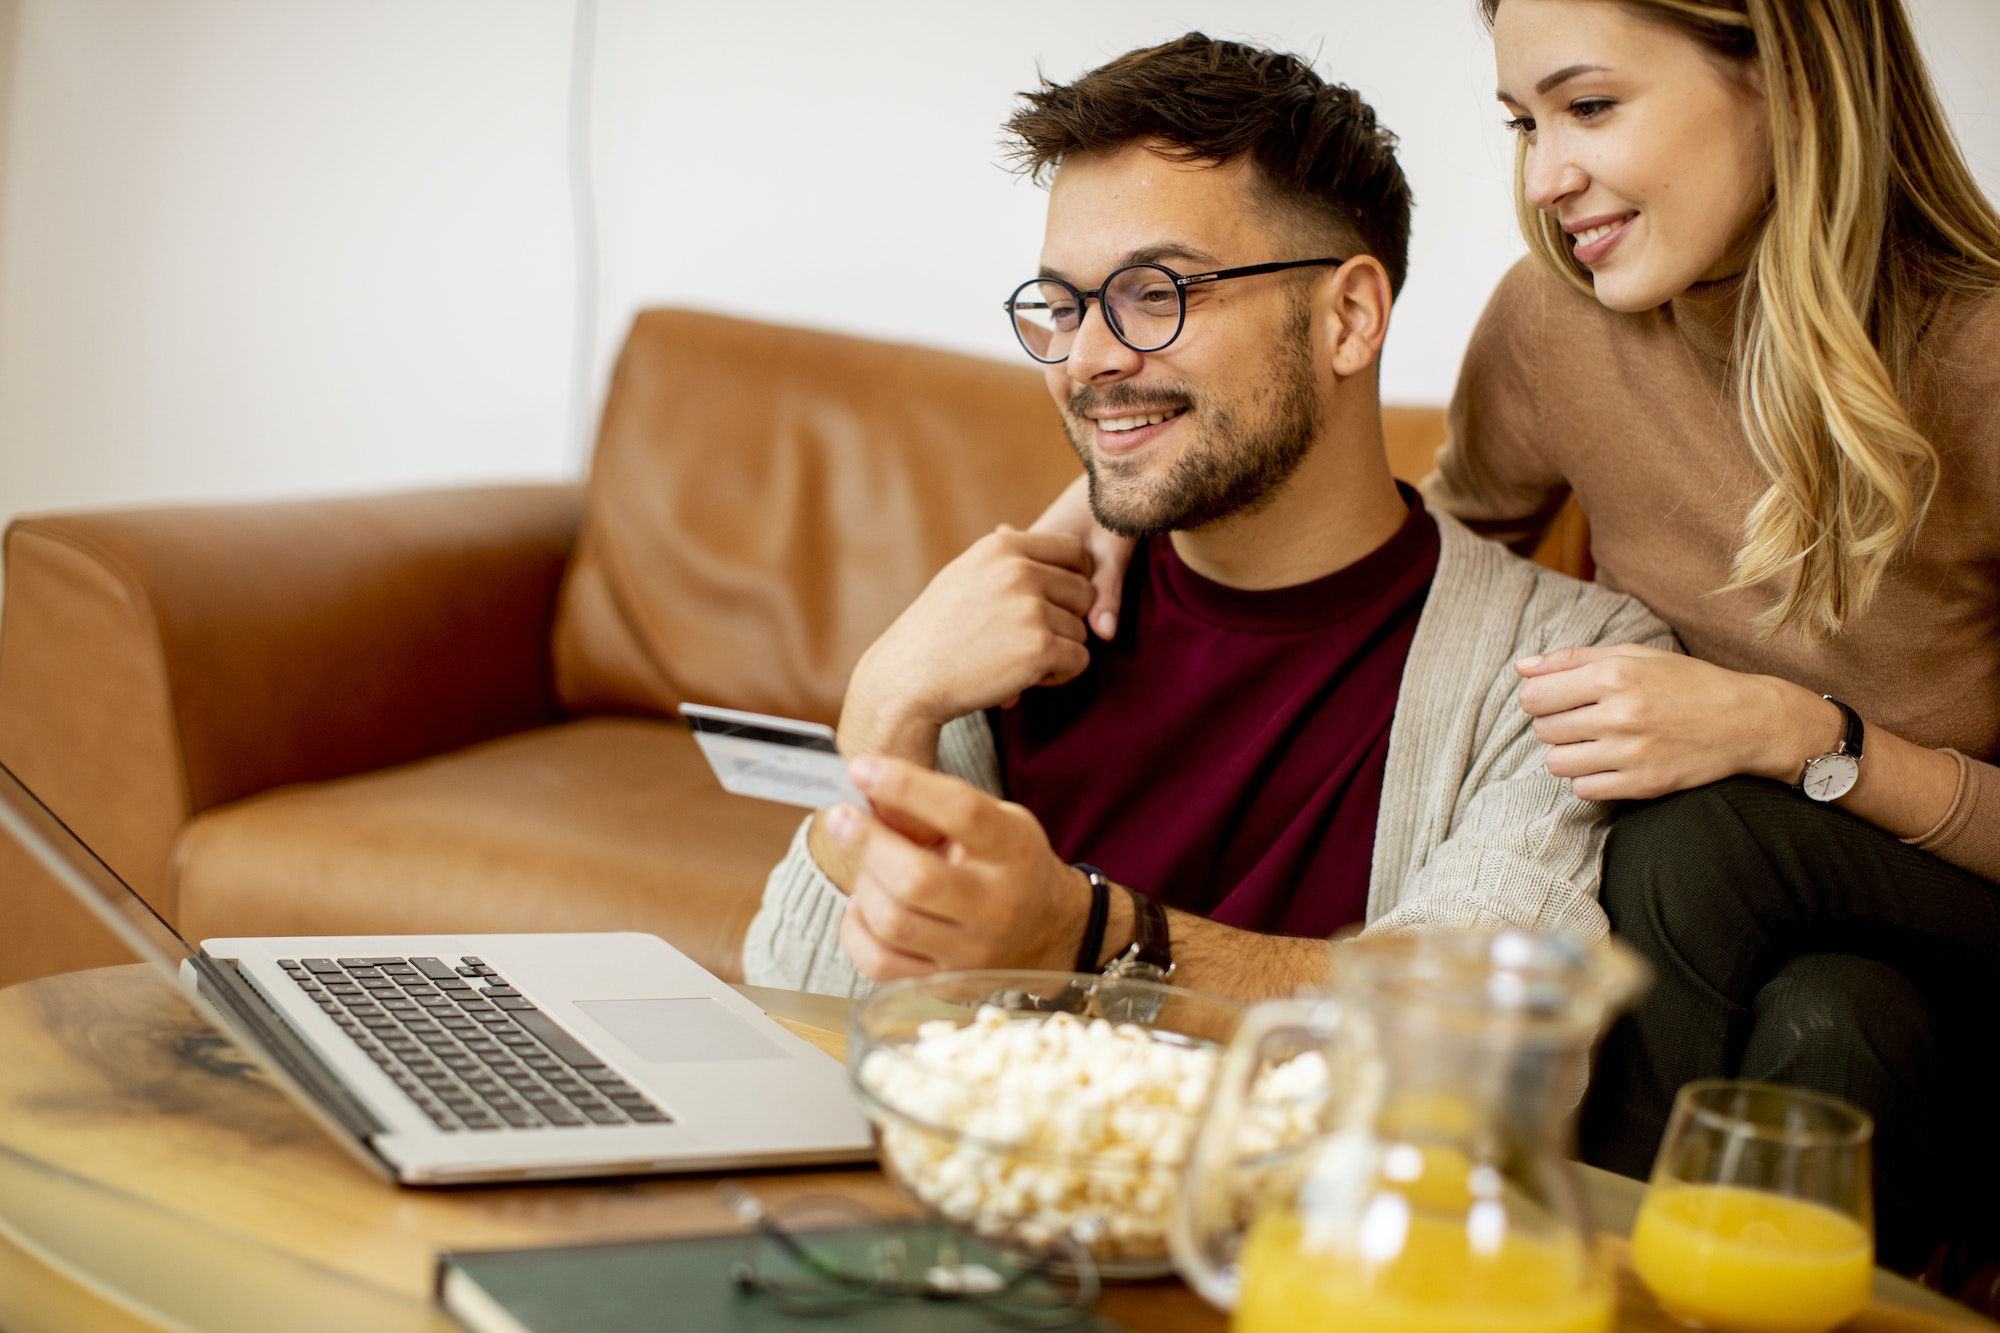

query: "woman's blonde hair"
left=1483, top=0, right=2000, bottom=638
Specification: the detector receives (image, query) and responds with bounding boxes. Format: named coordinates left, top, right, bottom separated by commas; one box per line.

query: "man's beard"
left=1063, top=302, right=1320, bottom=539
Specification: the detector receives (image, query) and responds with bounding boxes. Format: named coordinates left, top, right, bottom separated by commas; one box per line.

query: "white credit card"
left=679, top=703, right=867, bottom=810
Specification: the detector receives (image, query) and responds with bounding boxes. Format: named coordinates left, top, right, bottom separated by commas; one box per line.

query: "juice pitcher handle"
left=1170, top=995, right=1343, bottom=1310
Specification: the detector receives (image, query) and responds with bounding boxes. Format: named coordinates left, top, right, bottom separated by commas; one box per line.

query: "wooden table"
left=0, top=965, right=1984, bottom=1333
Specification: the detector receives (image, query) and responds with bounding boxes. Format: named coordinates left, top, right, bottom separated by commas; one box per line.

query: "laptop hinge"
left=193, top=952, right=388, bottom=1143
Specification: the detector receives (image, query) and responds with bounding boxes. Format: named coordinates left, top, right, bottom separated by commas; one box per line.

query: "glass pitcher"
left=1172, top=928, right=1649, bottom=1332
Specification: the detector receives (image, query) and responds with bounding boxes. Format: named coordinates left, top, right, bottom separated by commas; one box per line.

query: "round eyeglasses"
left=1003, top=257, right=1346, bottom=364
left=721, top=1183, right=1101, bottom=1327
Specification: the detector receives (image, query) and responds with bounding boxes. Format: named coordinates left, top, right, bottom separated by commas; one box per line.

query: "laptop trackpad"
left=574, top=998, right=786, bottom=1063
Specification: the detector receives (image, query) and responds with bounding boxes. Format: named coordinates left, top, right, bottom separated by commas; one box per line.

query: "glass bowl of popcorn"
left=848, top=970, right=1328, bottom=1279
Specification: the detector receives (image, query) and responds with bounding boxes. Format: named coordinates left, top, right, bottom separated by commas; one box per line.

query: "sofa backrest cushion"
left=552, top=310, right=1081, bottom=725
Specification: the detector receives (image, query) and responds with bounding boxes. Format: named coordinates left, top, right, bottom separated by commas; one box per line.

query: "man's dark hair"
left=1004, top=33, right=1413, bottom=295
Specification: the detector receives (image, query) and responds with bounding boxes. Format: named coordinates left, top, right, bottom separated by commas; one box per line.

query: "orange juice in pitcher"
left=1172, top=931, right=1648, bottom=1331
left=1234, top=1202, right=1613, bottom=1333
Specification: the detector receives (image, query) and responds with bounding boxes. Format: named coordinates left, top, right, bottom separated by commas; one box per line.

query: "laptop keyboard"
left=276, top=955, right=671, bottom=1134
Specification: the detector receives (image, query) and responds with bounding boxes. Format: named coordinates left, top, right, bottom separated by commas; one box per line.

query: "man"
left=743, top=33, right=1672, bottom=1001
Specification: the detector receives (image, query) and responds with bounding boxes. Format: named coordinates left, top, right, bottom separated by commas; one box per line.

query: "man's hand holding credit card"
left=680, top=704, right=869, bottom=810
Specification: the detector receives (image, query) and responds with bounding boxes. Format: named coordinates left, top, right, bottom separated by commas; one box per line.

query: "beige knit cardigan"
left=742, top=511, right=1676, bottom=998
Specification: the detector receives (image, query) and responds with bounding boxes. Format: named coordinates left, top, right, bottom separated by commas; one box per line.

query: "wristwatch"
left=1100, top=884, right=1174, bottom=984
left=1800, top=696, right=1864, bottom=802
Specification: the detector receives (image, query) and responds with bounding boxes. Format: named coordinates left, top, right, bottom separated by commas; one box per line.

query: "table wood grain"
left=0, top=965, right=1980, bottom=1332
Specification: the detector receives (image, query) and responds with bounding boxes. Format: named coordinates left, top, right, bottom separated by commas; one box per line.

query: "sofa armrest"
left=0, top=485, right=582, bottom=918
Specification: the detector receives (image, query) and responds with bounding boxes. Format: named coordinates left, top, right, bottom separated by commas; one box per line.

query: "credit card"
left=679, top=703, right=867, bottom=810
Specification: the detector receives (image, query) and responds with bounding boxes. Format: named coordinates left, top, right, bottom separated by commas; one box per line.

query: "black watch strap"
left=1071, top=863, right=1111, bottom=973
left=1824, top=695, right=1865, bottom=760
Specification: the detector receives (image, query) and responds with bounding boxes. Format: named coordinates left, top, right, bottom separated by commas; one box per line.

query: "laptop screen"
left=0, top=759, right=195, bottom=975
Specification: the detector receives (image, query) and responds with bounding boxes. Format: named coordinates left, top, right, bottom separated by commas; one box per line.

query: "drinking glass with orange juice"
left=1631, top=1080, right=1874, bottom=1333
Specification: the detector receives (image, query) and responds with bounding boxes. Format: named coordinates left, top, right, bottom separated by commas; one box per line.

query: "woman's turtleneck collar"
left=1667, top=273, right=1747, bottom=366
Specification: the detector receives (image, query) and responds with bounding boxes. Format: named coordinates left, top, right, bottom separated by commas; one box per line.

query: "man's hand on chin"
left=836, top=527, right=1097, bottom=766
left=825, top=756, right=1090, bottom=981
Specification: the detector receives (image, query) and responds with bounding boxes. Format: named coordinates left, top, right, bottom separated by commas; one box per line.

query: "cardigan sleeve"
left=1367, top=520, right=1681, bottom=940
left=738, top=713, right=1003, bottom=996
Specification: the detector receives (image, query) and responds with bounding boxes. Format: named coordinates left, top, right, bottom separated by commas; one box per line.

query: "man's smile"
left=1094, top=406, right=1189, bottom=433
left=1078, top=402, right=1191, bottom=457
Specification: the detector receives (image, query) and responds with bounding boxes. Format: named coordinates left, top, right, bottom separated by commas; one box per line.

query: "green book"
left=437, top=1225, right=1130, bottom=1333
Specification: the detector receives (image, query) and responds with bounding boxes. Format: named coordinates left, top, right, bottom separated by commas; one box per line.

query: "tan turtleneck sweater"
left=1424, top=256, right=2000, bottom=883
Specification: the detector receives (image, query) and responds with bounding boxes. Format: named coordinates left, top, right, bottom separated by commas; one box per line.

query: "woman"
left=1039, top=0, right=2000, bottom=1275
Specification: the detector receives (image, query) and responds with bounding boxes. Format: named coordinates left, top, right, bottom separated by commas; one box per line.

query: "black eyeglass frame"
left=1003, top=256, right=1347, bottom=364
left=720, top=1182, right=1101, bottom=1327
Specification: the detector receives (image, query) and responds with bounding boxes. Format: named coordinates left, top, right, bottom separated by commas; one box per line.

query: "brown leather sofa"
left=0, top=309, right=1584, bottom=991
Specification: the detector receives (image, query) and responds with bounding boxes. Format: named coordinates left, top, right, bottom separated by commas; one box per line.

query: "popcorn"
left=857, top=1004, right=1326, bottom=1268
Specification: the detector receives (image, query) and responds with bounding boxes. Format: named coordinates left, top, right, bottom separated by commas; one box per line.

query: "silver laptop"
left=0, top=760, right=873, bottom=1185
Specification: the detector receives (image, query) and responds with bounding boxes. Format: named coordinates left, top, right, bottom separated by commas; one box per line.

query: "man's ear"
left=1316, top=255, right=1394, bottom=378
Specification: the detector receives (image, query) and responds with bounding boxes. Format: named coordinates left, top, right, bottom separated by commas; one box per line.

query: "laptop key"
left=410, top=957, right=458, bottom=980
left=506, top=1010, right=603, bottom=1069
left=302, top=958, right=343, bottom=974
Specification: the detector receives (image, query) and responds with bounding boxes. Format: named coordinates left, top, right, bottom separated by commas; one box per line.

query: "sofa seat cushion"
left=170, top=718, right=805, bottom=982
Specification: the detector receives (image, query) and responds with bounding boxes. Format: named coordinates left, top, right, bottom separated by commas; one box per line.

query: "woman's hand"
left=1515, top=644, right=1842, bottom=801
left=1031, top=473, right=1137, bottom=640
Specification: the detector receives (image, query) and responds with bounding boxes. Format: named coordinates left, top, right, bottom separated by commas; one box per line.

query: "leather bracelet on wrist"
left=1071, top=863, right=1112, bottom=973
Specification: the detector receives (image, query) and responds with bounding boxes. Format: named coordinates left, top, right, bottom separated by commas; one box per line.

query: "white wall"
left=2, top=1, right=1998, bottom=536
left=0, top=0, right=577, bottom=530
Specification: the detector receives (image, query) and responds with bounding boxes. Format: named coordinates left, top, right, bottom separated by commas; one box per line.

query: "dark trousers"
left=1578, top=777, right=2000, bottom=1274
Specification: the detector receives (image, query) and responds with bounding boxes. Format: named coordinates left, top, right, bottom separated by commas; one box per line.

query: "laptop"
left=0, top=759, right=874, bottom=1185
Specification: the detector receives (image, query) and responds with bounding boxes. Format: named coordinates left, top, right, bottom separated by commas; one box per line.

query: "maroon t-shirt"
left=992, top=491, right=1439, bottom=938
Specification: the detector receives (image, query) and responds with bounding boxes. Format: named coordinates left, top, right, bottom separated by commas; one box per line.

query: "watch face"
left=1803, top=753, right=1860, bottom=802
